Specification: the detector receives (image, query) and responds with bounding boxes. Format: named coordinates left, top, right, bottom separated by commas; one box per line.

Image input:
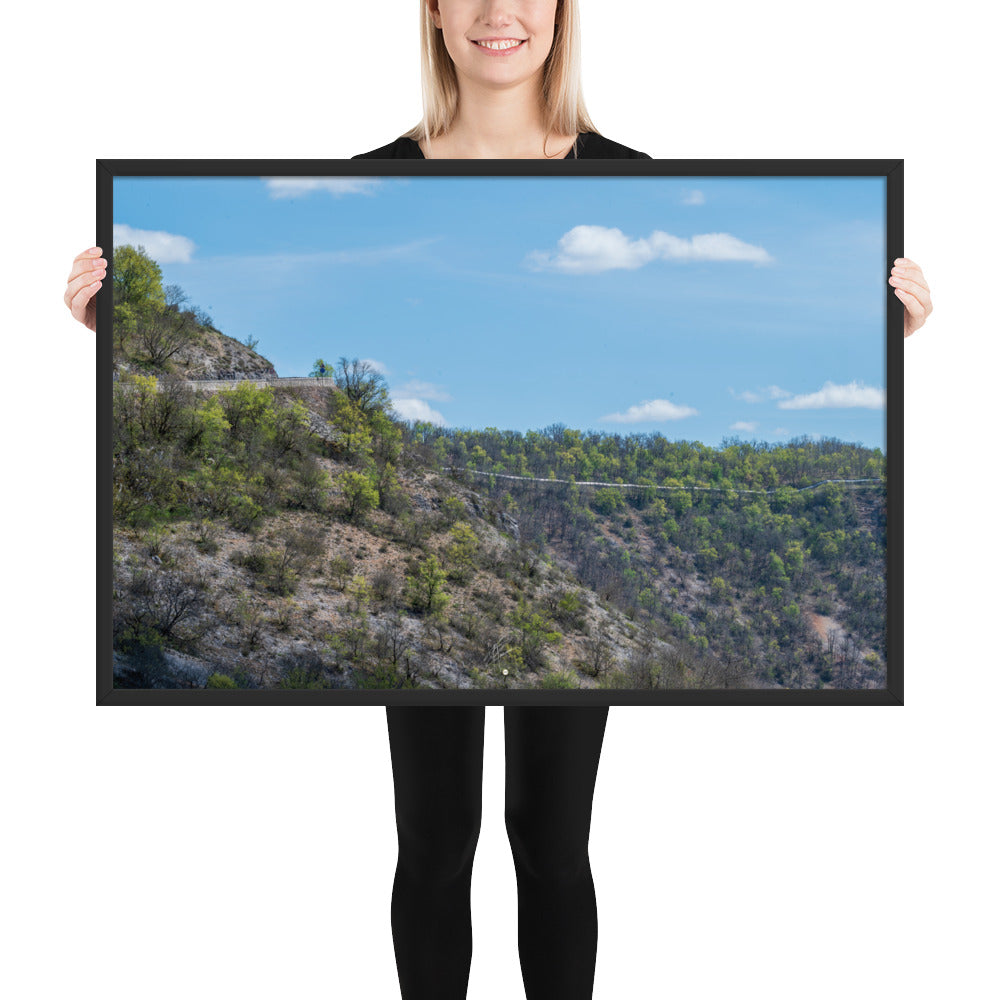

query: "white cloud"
left=390, top=398, right=448, bottom=426
left=525, top=225, right=773, bottom=274
left=774, top=427, right=790, bottom=437
left=359, top=358, right=390, bottom=376
left=392, top=379, right=452, bottom=401
left=262, top=177, right=384, bottom=198
left=777, top=380, right=885, bottom=410
left=113, top=224, right=196, bottom=263
left=681, top=189, right=706, bottom=206
left=729, top=421, right=758, bottom=432
left=730, top=384, right=793, bottom=403
left=600, top=398, right=698, bottom=423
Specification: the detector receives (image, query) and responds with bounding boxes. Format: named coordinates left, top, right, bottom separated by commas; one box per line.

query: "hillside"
left=111, top=358, right=887, bottom=693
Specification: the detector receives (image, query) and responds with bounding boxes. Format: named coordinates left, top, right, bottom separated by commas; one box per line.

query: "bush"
left=539, top=670, right=580, bottom=689
left=329, top=553, right=355, bottom=590
left=228, top=494, right=265, bottom=532
left=336, top=470, right=379, bottom=522
left=404, top=554, right=449, bottom=615
left=115, top=622, right=166, bottom=664
left=206, top=673, right=238, bottom=689
left=371, top=564, right=401, bottom=604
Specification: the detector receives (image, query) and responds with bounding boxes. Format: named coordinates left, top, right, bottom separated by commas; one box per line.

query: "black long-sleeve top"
left=350, top=131, right=652, bottom=159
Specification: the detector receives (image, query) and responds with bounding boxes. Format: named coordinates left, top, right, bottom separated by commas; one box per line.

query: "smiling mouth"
left=471, top=39, right=527, bottom=51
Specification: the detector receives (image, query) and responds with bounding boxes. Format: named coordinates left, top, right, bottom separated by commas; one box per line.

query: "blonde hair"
left=400, top=0, right=601, bottom=157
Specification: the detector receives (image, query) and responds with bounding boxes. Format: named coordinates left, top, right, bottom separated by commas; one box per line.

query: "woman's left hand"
left=888, top=258, right=933, bottom=337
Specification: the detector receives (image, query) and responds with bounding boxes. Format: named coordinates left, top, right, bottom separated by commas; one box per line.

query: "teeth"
left=477, top=39, right=523, bottom=50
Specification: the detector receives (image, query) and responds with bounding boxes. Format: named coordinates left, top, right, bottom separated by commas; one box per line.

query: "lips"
left=471, top=38, right=527, bottom=54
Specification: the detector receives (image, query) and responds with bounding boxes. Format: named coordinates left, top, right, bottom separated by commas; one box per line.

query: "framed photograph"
left=97, top=157, right=902, bottom=705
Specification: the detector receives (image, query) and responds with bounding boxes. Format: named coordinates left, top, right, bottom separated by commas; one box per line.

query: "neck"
left=440, top=73, right=559, bottom=157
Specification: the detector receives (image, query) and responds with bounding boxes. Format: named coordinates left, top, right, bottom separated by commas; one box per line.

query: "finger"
left=64, top=265, right=107, bottom=308
left=887, top=276, right=930, bottom=307
left=67, top=277, right=102, bottom=321
left=889, top=264, right=929, bottom=294
left=67, top=253, right=107, bottom=284
left=72, top=246, right=102, bottom=265
left=893, top=286, right=928, bottom=322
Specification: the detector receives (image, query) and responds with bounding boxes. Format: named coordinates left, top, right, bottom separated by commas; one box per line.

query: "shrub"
left=336, top=470, right=379, bottom=522
left=371, top=564, right=401, bottom=604
left=206, top=673, right=238, bottom=689
left=329, top=553, right=355, bottom=590
left=404, top=554, right=449, bottom=615
left=540, top=670, right=580, bottom=689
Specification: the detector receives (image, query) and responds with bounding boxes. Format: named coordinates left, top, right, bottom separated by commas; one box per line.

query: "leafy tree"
left=445, top=521, right=478, bottom=582
left=370, top=408, right=403, bottom=466
left=337, top=470, right=379, bottom=521
left=510, top=599, right=561, bottom=669
left=346, top=574, right=373, bottom=615
left=217, top=382, right=276, bottom=442
left=113, top=244, right=166, bottom=313
left=591, top=487, right=625, bottom=515
left=330, top=392, right=372, bottom=462
left=441, top=496, right=467, bottom=525
left=405, top=554, right=449, bottom=615
left=311, top=358, right=334, bottom=378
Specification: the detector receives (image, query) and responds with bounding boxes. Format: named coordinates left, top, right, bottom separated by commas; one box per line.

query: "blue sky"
left=114, top=173, right=886, bottom=450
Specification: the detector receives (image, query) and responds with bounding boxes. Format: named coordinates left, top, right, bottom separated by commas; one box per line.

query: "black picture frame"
left=97, top=157, right=903, bottom=706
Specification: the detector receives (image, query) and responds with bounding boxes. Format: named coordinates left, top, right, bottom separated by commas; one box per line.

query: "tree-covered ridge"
left=110, top=247, right=886, bottom=692
left=412, top=421, right=884, bottom=494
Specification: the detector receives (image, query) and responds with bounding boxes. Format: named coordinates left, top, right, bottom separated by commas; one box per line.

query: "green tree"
left=336, top=470, right=379, bottom=521
left=330, top=392, right=372, bottom=462
left=113, top=244, right=166, bottom=313
left=591, top=487, right=625, bottom=515
left=311, top=358, right=334, bottom=378
left=370, top=408, right=403, bottom=466
left=445, top=521, right=478, bottom=582
left=405, top=554, right=449, bottom=615
left=510, top=599, right=561, bottom=669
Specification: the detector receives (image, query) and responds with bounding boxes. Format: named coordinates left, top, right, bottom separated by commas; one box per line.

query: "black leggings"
left=385, top=705, right=610, bottom=1000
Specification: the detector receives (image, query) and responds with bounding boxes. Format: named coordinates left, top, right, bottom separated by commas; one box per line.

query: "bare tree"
left=163, top=284, right=190, bottom=309
left=581, top=633, right=614, bottom=678
left=334, top=356, right=390, bottom=416
left=135, top=307, right=196, bottom=367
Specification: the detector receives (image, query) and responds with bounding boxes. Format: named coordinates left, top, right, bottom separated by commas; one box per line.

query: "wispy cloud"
left=600, top=398, right=698, bottom=423
left=113, top=224, right=196, bottom=263
left=525, top=225, right=773, bottom=274
left=777, top=380, right=884, bottom=410
left=262, top=177, right=384, bottom=198
left=729, top=385, right=793, bottom=404
left=729, top=421, right=758, bottom=432
left=392, top=379, right=452, bottom=402
left=681, top=189, right=705, bottom=206
left=360, top=358, right=390, bottom=376
left=181, top=238, right=442, bottom=279
left=390, top=398, right=448, bottom=426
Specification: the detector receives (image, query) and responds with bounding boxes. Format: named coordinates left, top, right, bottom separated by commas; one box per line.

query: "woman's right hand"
left=64, top=246, right=106, bottom=332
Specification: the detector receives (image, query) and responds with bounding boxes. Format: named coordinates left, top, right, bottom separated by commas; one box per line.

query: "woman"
left=65, top=2, right=933, bottom=998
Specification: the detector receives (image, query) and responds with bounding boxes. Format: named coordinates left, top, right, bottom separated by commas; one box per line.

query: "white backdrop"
left=3, top=2, right=996, bottom=998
